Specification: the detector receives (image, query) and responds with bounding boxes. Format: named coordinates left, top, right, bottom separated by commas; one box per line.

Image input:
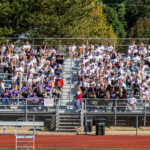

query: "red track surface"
left=0, top=135, right=150, bottom=149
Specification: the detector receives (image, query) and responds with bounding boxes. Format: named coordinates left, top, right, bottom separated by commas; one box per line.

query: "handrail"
left=83, top=98, right=150, bottom=113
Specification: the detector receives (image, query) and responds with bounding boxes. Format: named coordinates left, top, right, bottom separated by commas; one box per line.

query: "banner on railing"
left=44, top=99, right=54, bottom=107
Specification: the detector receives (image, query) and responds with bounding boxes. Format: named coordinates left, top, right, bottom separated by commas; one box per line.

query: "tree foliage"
left=0, top=0, right=116, bottom=38
left=129, top=14, right=150, bottom=38
left=103, top=5, right=126, bottom=38
left=102, top=0, right=150, bottom=37
left=0, top=0, right=149, bottom=38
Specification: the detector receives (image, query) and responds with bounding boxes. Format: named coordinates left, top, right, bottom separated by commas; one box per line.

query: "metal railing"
left=83, top=98, right=149, bottom=113
left=0, top=98, right=60, bottom=120
left=0, top=37, right=150, bottom=54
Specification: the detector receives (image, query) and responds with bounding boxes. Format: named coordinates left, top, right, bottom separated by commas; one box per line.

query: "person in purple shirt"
left=27, top=87, right=33, bottom=98
left=41, top=92, right=48, bottom=111
left=50, top=58, right=58, bottom=69
left=22, top=82, right=29, bottom=98
left=1, top=88, right=10, bottom=108
left=10, top=89, right=20, bottom=105
left=44, top=82, right=52, bottom=98
left=27, top=92, right=39, bottom=111
left=8, top=85, right=15, bottom=95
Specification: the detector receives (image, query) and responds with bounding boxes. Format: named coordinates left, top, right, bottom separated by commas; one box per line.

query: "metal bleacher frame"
left=15, top=116, right=43, bottom=150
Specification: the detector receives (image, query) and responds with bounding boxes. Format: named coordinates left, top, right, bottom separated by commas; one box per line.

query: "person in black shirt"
left=132, top=80, right=139, bottom=95
left=97, top=85, right=105, bottom=98
left=37, top=88, right=43, bottom=98
left=114, top=83, right=121, bottom=97
left=55, top=65, right=62, bottom=76
left=56, top=52, right=64, bottom=65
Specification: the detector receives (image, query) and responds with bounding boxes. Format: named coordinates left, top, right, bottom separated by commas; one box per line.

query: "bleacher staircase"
left=56, top=54, right=150, bottom=132
left=56, top=113, right=81, bottom=132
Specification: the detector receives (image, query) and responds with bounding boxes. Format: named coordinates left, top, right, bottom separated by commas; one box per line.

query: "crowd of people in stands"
left=0, top=41, right=64, bottom=111
left=75, top=41, right=150, bottom=112
left=1, top=39, right=150, bottom=112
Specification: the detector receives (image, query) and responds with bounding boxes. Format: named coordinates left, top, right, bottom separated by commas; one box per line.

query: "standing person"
left=75, top=87, right=83, bottom=112
left=127, top=94, right=136, bottom=111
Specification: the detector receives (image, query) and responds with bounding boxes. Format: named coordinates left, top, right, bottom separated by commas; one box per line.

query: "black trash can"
left=84, top=117, right=93, bottom=132
left=96, top=118, right=105, bottom=136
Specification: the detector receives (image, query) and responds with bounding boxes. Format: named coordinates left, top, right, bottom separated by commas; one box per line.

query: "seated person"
left=27, top=92, right=39, bottom=111
left=68, top=42, right=78, bottom=57
left=10, top=89, right=20, bottom=105
left=127, top=94, right=136, bottom=111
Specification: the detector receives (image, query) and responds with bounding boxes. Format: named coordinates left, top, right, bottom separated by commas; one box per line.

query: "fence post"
left=114, top=99, right=117, bottom=126
left=26, top=99, right=28, bottom=121
left=136, top=115, right=138, bottom=135
left=6, top=38, right=9, bottom=47
left=59, top=40, right=61, bottom=52
left=32, top=38, right=34, bottom=50
left=86, top=39, right=89, bottom=53
left=81, top=101, right=84, bottom=130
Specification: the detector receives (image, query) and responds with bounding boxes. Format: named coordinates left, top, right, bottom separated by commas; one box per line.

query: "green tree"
left=129, top=14, right=150, bottom=38
left=0, top=0, right=116, bottom=38
left=103, top=5, right=126, bottom=37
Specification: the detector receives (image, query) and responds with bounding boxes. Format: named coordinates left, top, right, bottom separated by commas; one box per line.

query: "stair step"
left=57, top=129, right=76, bottom=132
left=58, top=126, right=79, bottom=128
left=59, top=122, right=81, bottom=125
left=60, top=118, right=80, bottom=121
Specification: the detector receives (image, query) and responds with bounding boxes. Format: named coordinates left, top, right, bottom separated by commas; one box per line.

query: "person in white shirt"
left=106, top=42, right=113, bottom=53
left=50, top=46, right=56, bottom=54
left=94, top=52, right=103, bottom=61
left=0, top=80, right=5, bottom=89
left=1, top=43, right=6, bottom=55
left=15, top=63, right=24, bottom=75
left=139, top=43, right=147, bottom=59
left=142, top=87, right=149, bottom=101
left=32, top=74, right=40, bottom=83
left=145, top=53, right=150, bottom=67
left=97, top=42, right=104, bottom=53
left=132, top=53, right=141, bottom=63
left=127, top=94, right=136, bottom=111
left=119, top=79, right=126, bottom=88
left=129, top=41, right=136, bottom=51
left=124, top=53, right=130, bottom=67
left=79, top=43, right=86, bottom=56
left=19, top=48, right=26, bottom=60
left=148, top=45, right=150, bottom=53
left=88, top=42, right=94, bottom=50
left=23, top=41, right=31, bottom=50
left=8, top=42, right=15, bottom=54
left=68, top=42, right=78, bottom=57
left=11, top=52, right=19, bottom=65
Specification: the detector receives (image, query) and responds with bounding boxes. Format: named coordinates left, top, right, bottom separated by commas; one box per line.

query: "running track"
left=0, top=135, right=150, bottom=149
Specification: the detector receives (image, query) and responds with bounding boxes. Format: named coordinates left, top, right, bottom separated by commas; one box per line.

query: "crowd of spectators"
left=0, top=41, right=64, bottom=111
left=76, top=41, right=150, bottom=112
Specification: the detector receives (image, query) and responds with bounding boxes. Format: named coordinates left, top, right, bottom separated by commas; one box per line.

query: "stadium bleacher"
left=0, top=39, right=150, bottom=132
left=0, top=41, right=64, bottom=112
